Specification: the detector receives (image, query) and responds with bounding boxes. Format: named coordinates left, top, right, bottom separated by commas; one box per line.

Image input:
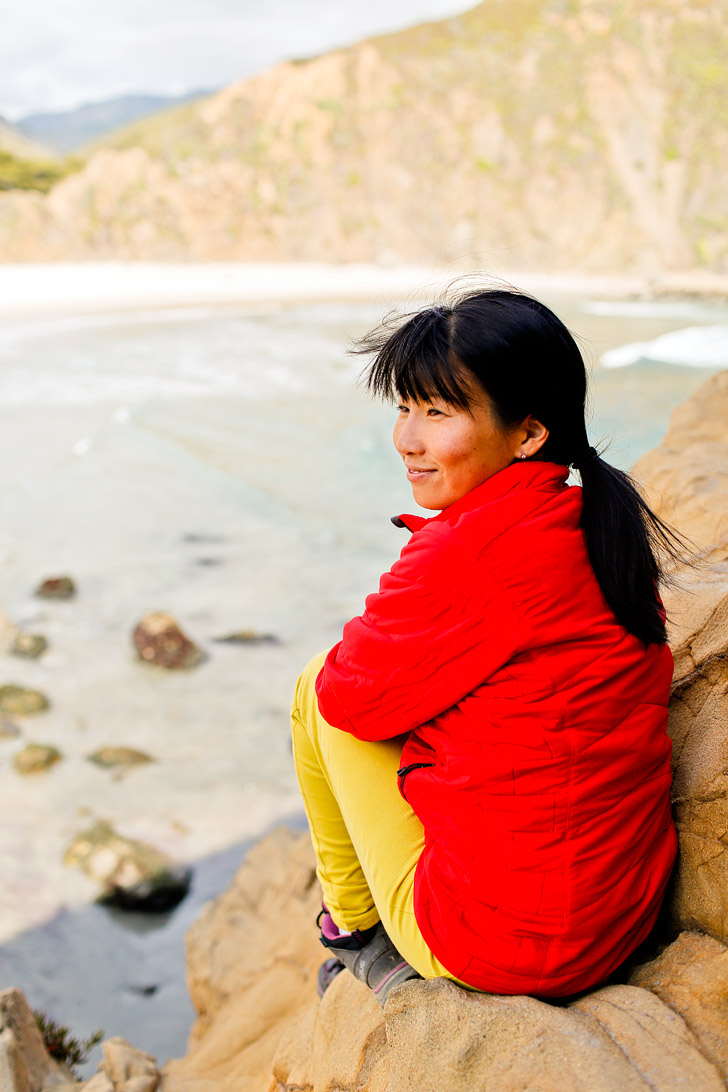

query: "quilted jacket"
left=316, top=460, right=676, bottom=997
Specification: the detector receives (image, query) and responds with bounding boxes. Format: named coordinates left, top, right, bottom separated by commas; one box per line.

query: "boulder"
left=65, top=820, right=191, bottom=912
left=87, top=747, right=155, bottom=772
left=13, top=744, right=62, bottom=775
left=132, top=613, right=204, bottom=670
left=34, top=577, right=76, bottom=600
left=632, top=369, right=728, bottom=943
left=0, top=686, right=50, bottom=716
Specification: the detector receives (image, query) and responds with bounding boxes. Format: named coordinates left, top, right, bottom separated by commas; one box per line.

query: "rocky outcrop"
left=0, top=0, right=726, bottom=273
left=0, top=990, right=162, bottom=1092
left=158, top=826, right=728, bottom=1092
left=0, top=989, right=72, bottom=1092
left=633, top=369, right=728, bottom=943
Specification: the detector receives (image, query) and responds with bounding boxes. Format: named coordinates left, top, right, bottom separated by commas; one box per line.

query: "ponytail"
left=576, top=452, right=686, bottom=645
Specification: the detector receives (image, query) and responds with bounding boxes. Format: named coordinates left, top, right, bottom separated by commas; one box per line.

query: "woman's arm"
left=315, top=526, right=521, bottom=741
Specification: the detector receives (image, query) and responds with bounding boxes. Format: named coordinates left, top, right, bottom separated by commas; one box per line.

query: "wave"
left=600, top=325, right=728, bottom=369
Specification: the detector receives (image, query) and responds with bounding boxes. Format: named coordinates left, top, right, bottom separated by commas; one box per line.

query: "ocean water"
left=0, top=289, right=726, bottom=1069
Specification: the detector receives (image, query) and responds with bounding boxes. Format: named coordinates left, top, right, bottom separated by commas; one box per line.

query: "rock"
left=13, top=744, right=62, bottom=775
left=132, top=613, right=204, bottom=670
left=0, top=988, right=73, bottom=1092
left=162, top=828, right=321, bottom=1092
left=632, top=369, right=728, bottom=943
left=65, top=820, right=191, bottom=912
left=35, top=577, right=76, bottom=600
left=0, top=719, right=21, bottom=739
left=100, top=1038, right=159, bottom=1092
left=11, top=633, right=48, bottom=659
left=0, top=686, right=50, bottom=716
left=161, top=829, right=728, bottom=1092
left=212, top=630, right=280, bottom=646
left=80, top=1074, right=114, bottom=1092
left=629, top=931, right=728, bottom=1079
left=87, top=748, right=155, bottom=772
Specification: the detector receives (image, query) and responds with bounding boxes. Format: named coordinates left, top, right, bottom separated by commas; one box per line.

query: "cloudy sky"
left=1, top=0, right=473, bottom=120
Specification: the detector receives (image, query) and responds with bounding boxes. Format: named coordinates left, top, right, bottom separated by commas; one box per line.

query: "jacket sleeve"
left=315, top=525, right=521, bottom=741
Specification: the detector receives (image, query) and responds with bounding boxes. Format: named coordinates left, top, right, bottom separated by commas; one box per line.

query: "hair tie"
left=572, top=445, right=599, bottom=471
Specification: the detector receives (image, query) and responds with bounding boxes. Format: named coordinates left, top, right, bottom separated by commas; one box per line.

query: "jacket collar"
left=392, top=461, right=570, bottom=532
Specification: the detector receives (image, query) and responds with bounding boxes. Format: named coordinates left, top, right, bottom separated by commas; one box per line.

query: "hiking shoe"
left=318, top=919, right=421, bottom=1006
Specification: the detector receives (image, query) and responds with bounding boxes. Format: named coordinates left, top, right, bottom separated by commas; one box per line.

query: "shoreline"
left=1, top=262, right=728, bottom=319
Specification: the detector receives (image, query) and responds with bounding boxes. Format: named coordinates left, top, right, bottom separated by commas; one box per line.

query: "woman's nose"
left=393, top=413, right=425, bottom=456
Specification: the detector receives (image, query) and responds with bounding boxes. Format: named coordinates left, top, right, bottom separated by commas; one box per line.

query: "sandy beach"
left=2, top=262, right=728, bottom=321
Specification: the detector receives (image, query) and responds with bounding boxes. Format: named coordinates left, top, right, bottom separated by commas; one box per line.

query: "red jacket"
left=316, top=461, right=676, bottom=997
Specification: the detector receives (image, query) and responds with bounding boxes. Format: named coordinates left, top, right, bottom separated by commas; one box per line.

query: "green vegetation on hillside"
left=0, top=149, right=83, bottom=193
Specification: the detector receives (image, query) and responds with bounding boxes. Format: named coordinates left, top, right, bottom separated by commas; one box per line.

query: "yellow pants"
left=291, top=651, right=463, bottom=982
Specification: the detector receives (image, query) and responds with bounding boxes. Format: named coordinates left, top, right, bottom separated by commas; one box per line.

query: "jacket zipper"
left=397, top=762, right=435, bottom=800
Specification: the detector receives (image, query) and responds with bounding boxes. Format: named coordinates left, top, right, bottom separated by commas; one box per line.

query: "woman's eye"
left=396, top=404, right=409, bottom=414
left=426, top=407, right=443, bottom=417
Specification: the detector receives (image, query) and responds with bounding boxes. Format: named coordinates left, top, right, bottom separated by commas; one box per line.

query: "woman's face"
left=392, top=394, right=522, bottom=510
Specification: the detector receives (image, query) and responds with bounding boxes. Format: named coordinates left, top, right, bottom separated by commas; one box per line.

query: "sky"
left=1, top=0, right=474, bottom=121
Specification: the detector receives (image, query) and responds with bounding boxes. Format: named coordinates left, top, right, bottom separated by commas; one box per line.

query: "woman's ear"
left=518, top=416, right=549, bottom=459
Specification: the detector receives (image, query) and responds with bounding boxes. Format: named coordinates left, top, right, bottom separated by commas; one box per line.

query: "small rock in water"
left=65, top=820, right=192, bottom=912
left=0, top=719, right=21, bottom=739
left=0, top=685, right=50, bottom=715
left=14, top=743, right=62, bottom=774
left=35, top=575, right=76, bottom=600
left=213, top=629, right=281, bottom=646
left=133, top=612, right=204, bottom=669
left=11, top=631, right=48, bottom=658
left=87, top=746, right=155, bottom=771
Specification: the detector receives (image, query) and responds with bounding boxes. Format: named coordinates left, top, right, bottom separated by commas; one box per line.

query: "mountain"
left=15, top=91, right=215, bottom=154
left=0, top=0, right=726, bottom=272
left=0, top=117, right=57, bottom=161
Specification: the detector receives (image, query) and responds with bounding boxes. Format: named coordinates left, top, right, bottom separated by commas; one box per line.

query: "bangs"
left=354, top=307, right=475, bottom=410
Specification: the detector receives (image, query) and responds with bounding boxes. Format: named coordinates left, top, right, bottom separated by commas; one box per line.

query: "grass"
left=33, top=1011, right=104, bottom=1078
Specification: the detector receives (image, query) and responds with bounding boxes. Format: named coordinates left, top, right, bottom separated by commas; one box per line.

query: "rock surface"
left=633, top=369, right=728, bottom=943
left=65, top=820, right=191, bottom=912
left=132, top=613, right=204, bottom=670
left=13, top=743, right=62, bottom=775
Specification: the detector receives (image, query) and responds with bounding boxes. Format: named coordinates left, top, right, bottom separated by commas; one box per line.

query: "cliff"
left=1, top=0, right=727, bottom=271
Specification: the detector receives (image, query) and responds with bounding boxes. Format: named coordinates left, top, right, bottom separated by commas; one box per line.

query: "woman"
left=290, top=287, right=679, bottom=1006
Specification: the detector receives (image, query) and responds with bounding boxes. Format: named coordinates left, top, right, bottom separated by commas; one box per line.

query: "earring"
left=520, top=453, right=527, bottom=460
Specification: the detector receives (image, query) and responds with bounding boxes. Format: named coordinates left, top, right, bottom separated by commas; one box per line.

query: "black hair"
left=356, top=286, right=686, bottom=646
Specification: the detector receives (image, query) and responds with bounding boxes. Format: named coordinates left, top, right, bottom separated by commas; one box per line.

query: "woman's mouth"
left=406, top=467, right=436, bottom=482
